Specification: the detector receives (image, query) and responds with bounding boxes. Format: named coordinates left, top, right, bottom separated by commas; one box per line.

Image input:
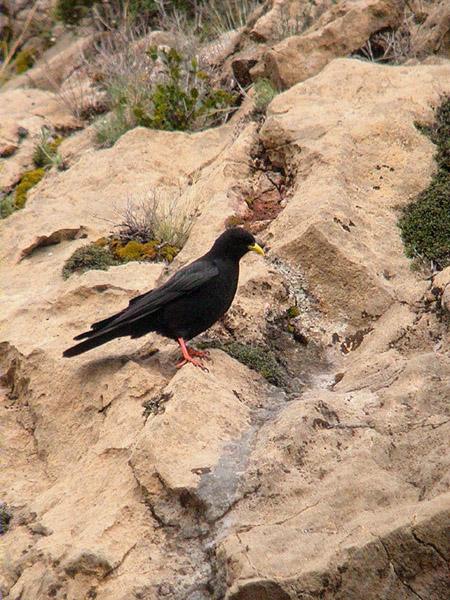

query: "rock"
left=260, top=58, right=450, bottom=327
left=1, top=36, right=450, bottom=600
left=0, top=88, right=81, bottom=189
left=251, top=0, right=404, bottom=88
left=411, top=1, right=450, bottom=58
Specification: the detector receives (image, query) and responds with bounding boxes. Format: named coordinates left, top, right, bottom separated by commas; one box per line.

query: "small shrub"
left=399, top=96, right=450, bottom=269
left=14, top=168, right=45, bottom=209
left=94, top=44, right=237, bottom=147
left=32, top=127, right=64, bottom=169
left=62, top=245, right=120, bottom=279
left=253, top=78, right=278, bottom=113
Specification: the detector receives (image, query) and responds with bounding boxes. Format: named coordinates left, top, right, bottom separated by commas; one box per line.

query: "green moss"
left=55, top=0, right=96, bottom=25
left=14, top=168, right=45, bottom=209
left=399, top=96, right=450, bottom=269
left=286, top=305, right=300, bottom=318
left=253, top=78, right=278, bottom=113
left=0, top=503, right=11, bottom=534
left=159, top=243, right=180, bottom=263
left=113, top=239, right=180, bottom=263
left=62, top=245, right=120, bottom=279
left=14, top=48, right=35, bottom=74
left=0, top=193, right=15, bottom=219
left=200, top=341, right=284, bottom=386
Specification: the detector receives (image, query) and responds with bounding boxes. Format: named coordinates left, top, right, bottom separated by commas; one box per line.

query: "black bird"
left=63, top=228, right=264, bottom=368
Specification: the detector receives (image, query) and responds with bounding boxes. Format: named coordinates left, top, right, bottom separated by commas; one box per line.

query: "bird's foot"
left=187, top=347, right=210, bottom=359
left=176, top=356, right=209, bottom=372
left=176, top=337, right=209, bottom=372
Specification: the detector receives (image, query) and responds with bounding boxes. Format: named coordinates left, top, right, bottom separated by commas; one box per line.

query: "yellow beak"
left=248, top=242, right=265, bottom=256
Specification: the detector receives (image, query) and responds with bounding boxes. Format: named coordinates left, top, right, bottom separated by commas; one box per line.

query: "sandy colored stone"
left=261, top=58, right=450, bottom=327
left=251, top=0, right=403, bottom=88
left=1, top=44, right=450, bottom=600
left=411, top=1, right=450, bottom=59
left=0, top=88, right=80, bottom=189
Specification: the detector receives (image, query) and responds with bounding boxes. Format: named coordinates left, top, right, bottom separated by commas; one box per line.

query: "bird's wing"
left=77, top=259, right=219, bottom=338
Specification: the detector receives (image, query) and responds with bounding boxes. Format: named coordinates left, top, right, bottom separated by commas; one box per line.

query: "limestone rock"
left=1, top=39, right=449, bottom=600
left=251, top=0, right=404, bottom=88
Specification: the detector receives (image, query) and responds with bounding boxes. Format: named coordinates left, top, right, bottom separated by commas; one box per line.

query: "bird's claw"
left=176, top=357, right=209, bottom=372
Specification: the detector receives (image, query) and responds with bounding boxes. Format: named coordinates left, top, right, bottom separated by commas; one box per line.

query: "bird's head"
left=210, top=227, right=265, bottom=261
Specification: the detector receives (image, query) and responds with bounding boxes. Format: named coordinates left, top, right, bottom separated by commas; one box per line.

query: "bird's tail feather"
left=63, top=327, right=125, bottom=357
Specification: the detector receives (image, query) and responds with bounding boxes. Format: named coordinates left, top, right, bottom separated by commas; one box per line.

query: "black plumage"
left=63, top=228, right=264, bottom=367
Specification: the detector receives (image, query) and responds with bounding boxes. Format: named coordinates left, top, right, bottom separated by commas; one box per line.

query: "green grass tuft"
left=399, top=96, right=450, bottom=269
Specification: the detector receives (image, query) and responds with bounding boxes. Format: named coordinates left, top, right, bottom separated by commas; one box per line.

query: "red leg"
left=176, top=338, right=209, bottom=371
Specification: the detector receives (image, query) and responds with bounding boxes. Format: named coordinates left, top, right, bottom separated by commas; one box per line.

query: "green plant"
left=0, top=503, right=11, bottom=534
left=0, top=193, right=15, bottom=219
left=63, top=190, right=194, bottom=278
left=253, top=78, right=278, bottom=112
left=55, top=0, right=96, bottom=25
left=33, top=128, right=64, bottom=169
left=14, top=168, right=45, bottom=209
left=14, top=47, right=36, bottom=74
left=95, top=45, right=237, bottom=147
left=399, top=96, right=450, bottom=269
left=199, top=340, right=284, bottom=385
left=62, top=245, right=120, bottom=279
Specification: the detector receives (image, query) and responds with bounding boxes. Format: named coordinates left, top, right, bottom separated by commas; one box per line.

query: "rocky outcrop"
left=251, top=0, right=404, bottom=88
left=1, top=18, right=449, bottom=600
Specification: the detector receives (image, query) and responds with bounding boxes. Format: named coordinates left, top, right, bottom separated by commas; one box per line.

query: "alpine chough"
left=63, top=227, right=264, bottom=368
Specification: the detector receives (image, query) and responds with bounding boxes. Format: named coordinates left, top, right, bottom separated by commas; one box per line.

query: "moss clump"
left=253, top=78, right=278, bottom=113
left=55, top=0, right=96, bottom=25
left=399, top=96, right=450, bottom=269
left=63, top=237, right=181, bottom=279
left=200, top=341, right=285, bottom=386
left=14, top=48, right=36, bottom=74
left=112, top=239, right=179, bottom=263
left=62, top=245, right=120, bottom=279
left=14, top=168, right=45, bottom=209
left=286, top=305, right=300, bottom=318
left=0, top=193, right=15, bottom=219
left=0, top=503, right=11, bottom=535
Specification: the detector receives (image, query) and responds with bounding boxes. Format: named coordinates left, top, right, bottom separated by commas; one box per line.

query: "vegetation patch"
left=32, top=127, right=64, bottom=169
left=0, top=194, right=15, bottom=219
left=399, top=96, right=450, bottom=270
left=14, top=48, right=36, bottom=74
left=62, top=244, right=121, bottom=279
left=253, top=78, right=278, bottom=114
left=14, top=168, right=45, bottom=209
left=63, top=192, right=193, bottom=278
left=95, top=45, right=237, bottom=147
left=0, top=503, right=11, bottom=535
left=198, top=340, right=285, bottom=386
